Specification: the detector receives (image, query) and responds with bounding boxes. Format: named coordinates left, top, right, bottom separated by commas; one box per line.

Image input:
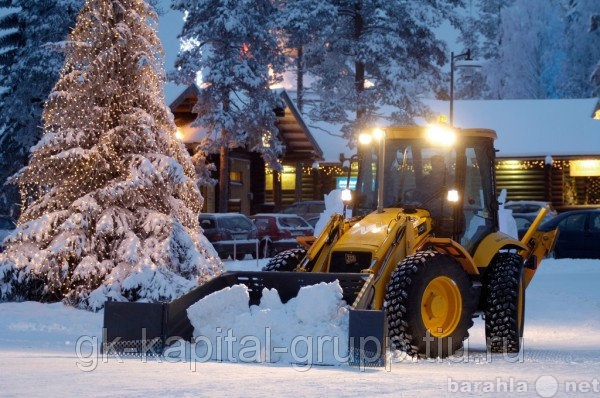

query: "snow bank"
left=523, top=259, right=600, bottom=349
left=2, top=258, right=600, bottom=398
left=313, top=189, right=347, bottom=236
left=185, top=281, right=350, bottom=367
left=0, top=302, right=102, bottom=350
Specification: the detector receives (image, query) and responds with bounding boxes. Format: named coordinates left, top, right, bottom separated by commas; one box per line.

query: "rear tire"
left=483, top=252, right=525, bottom=354
left=385, top=250, right=476, bottom=358
left=262, top=248, right=306, bottom=271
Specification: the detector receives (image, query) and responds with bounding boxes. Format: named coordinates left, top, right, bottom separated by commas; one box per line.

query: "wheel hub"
left=421, top=276, right=462, bottom=337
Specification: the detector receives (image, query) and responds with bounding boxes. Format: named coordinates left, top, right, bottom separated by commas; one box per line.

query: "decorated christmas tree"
left=0, top=0, right=223, bottom=310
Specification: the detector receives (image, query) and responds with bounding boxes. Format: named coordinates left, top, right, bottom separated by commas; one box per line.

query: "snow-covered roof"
left=299, top=97, right=600, bottom=162
left=170, top=85, right=599, bottom=162
left=169, top=84, right=201, bottom=114
left=428, top=98, right=600, bottom=158
left=169, top=86, right=324, bottom=162
left=298, top=116, right=354, bottom=163
left=277, top=91, right=324, bottom=161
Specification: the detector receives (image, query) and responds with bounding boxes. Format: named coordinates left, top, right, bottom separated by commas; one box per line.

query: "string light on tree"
left=0, top=0, right=223, bottom=310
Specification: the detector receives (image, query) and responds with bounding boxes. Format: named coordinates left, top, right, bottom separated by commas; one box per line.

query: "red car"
left=199, top=213, right=259, bottom=260
left=250, top=213, right=314, bottom=258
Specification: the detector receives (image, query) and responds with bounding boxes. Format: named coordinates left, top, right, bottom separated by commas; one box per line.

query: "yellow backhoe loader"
left=103, top=125, right=557, bottom=365
left=264, top=125, right=557, bottom=358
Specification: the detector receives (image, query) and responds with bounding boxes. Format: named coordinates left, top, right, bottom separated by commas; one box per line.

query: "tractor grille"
left=329, top=251, right=372, bottom=273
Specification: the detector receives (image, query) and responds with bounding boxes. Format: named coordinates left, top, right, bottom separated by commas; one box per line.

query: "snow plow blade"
left=102, top=271, right=386, bottom=367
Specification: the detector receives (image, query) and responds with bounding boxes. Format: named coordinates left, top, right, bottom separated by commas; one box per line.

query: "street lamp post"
left=450, top=49, right=472, bottom=126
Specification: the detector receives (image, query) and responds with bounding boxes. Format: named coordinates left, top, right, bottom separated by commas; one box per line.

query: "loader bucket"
left=102, top=271, right=386, bottom=367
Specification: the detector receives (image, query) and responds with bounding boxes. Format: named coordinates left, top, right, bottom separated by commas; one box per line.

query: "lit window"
left=230, top=171, right=242, bottom=183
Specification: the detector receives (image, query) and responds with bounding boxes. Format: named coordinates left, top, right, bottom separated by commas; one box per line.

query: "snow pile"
left=463, top=188, right=519, bottom=242
left=186, top=281, right=350, bottom=366
left=497, top=189, right=518, bottom=238
left=313, top=189, right=347, bottom=236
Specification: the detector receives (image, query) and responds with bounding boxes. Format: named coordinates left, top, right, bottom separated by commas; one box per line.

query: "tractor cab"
left=353, top=125, right=499, bottom=254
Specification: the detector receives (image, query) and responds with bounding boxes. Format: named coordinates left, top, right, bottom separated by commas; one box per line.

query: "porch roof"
left=169, top=85, right=323, bottom=163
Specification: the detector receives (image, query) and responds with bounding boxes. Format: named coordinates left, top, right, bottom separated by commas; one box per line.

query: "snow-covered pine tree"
left=0, top=0, right=223, bottom=310
left=479, top=0, right=599, bottom=99
left=0, top=0, right=82, bottom=217
left=468, top=0, right=514, bottom=99
left=453, top=0, right=488, bottom=100
left=559, top=0, right=600, bottom=98
left=475, top=0, right=515, bottom=62
left=485, top=0, right=566, bottom=99
left=592, top=13, right=600, bottom=94
left=171, top=0, right=286, bottom=212
left=303, top=0, right=465, bottom=142
left=276, top=0, right=336, bottom=112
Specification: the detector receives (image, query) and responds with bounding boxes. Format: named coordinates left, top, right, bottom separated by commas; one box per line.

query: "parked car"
left=538, top=209, right=600, bottom=259
left=305, top=216, right=320, bottom=228
left=504, top=200, right=558, bottom=220
left=199, top=213, right=258, bottom=260
left=0, top=215, right=16, bottom=252
left=250, top=213, right=314, bottom=258
left=281, top=200, right=325, bottom=221
left=513, top=214, right=538, bottom=240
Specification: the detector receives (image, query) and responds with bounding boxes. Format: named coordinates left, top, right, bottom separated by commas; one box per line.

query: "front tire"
left=262, top=248, right=306, bottom=271
left=385, top=250, right=476, bottom=358
left=483, top=252, right=525, bottom=354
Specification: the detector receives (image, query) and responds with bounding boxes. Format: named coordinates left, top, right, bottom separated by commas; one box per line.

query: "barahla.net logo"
left=448, top=377, right=529, bottom=394
left=448, top=375, right=600, bottom=396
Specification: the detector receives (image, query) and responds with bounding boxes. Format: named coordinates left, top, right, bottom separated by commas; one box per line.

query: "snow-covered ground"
left=1, top=258, right=599, bottom=397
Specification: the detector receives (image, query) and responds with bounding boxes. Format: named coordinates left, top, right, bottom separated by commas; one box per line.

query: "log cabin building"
left=170, top=86, right=600, bottom=215
left=442, top=98, right=600, bottom=211
left=169, top=85, right=346, bottom=214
